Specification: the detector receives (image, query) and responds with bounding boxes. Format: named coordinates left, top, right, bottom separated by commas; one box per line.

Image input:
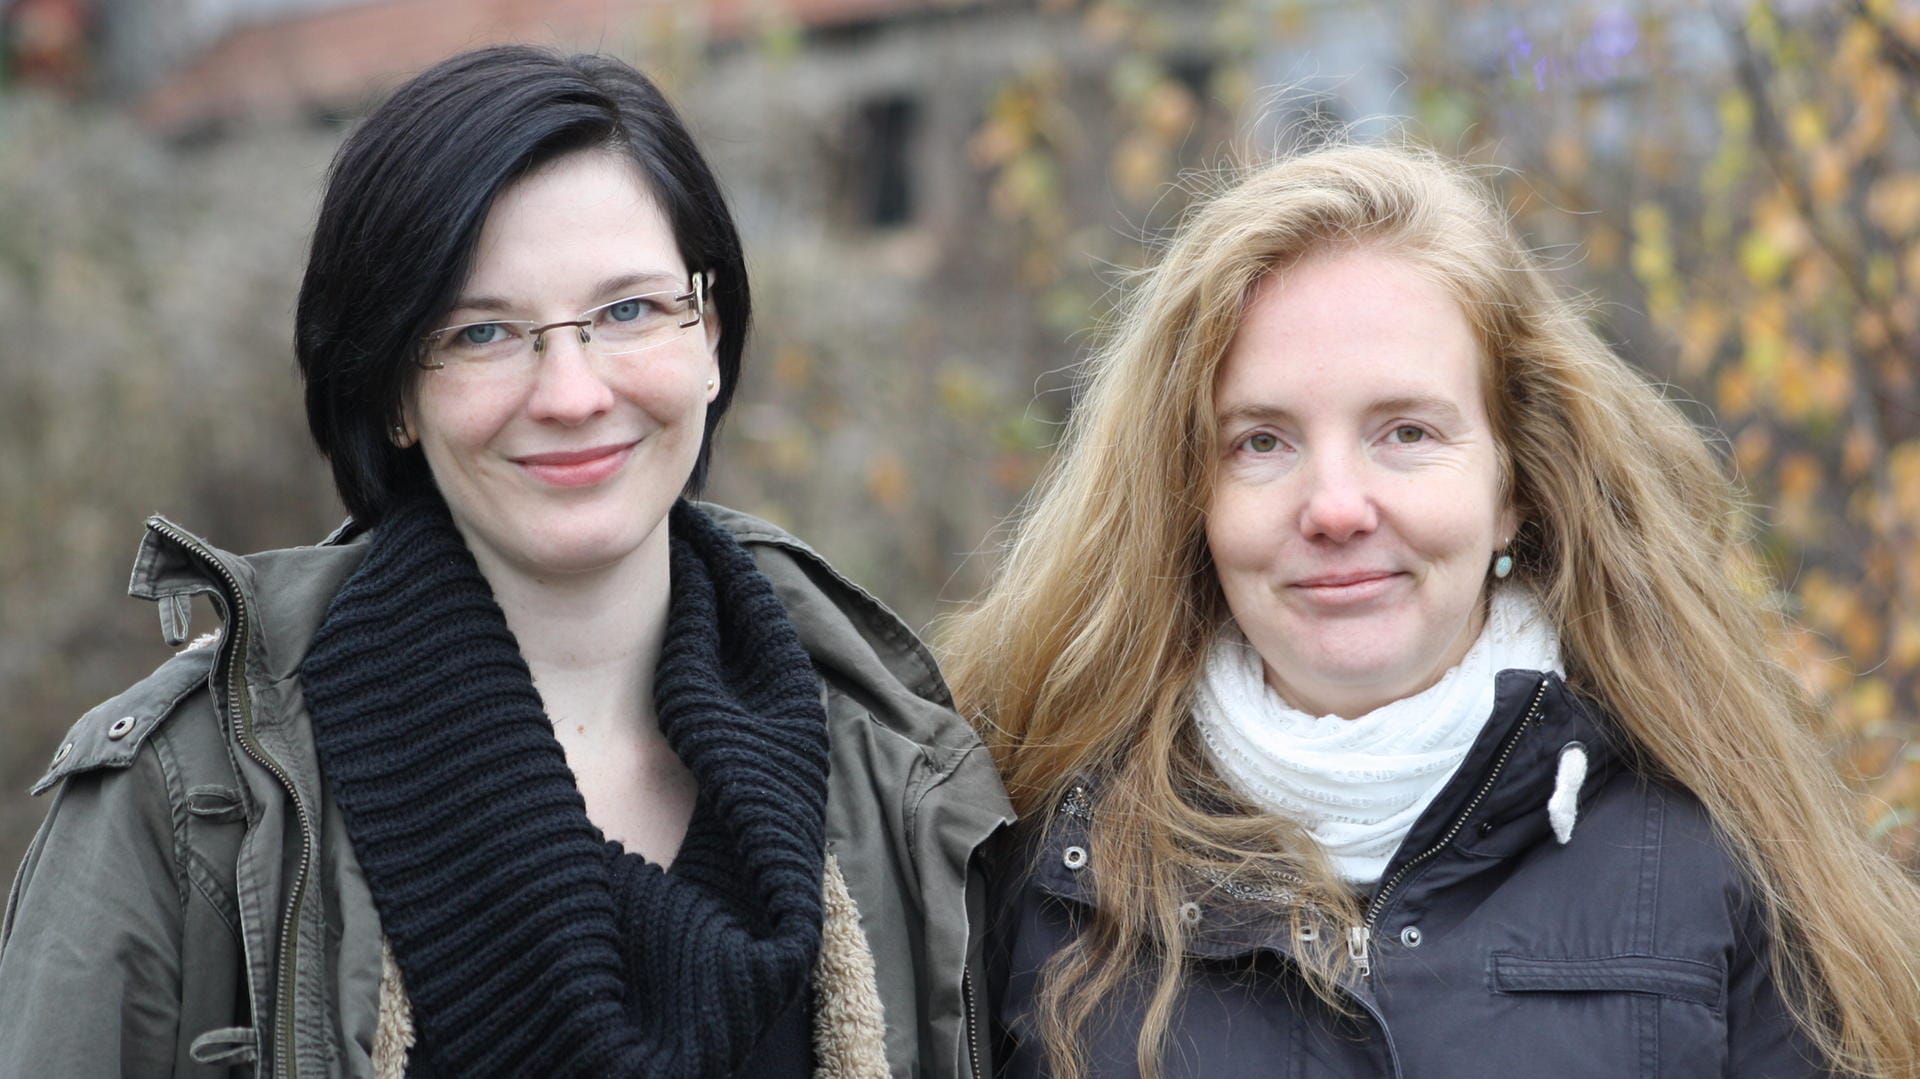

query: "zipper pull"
left=1348, top=926, right=1372, bottom=979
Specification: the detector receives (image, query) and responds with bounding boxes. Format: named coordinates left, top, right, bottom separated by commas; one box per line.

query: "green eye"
left=1245, top=432, right=1280, bottom=453
left=1390, top=425, right=1427, bottom=444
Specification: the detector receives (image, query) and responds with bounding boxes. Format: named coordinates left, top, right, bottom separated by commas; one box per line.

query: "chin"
left=502, top=521, right=649, bottom=577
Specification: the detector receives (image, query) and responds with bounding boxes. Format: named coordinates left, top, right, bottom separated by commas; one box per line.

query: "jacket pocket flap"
left=1490, top=952, right=1723, bottom=1009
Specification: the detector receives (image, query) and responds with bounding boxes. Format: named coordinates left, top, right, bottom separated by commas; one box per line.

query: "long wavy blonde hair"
left=943, top=142, right=1920, bottom=1079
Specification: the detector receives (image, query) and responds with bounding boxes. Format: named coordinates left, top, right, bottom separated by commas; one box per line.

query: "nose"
left=523, top=329, right=615, bottom=424
left=1298, top=449, right=1378, bottom=543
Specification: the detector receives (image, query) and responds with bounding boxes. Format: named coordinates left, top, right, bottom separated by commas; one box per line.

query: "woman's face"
left=404, top=150, right=720, bottom=580
left=1206, top=247, right=1515, bottom=719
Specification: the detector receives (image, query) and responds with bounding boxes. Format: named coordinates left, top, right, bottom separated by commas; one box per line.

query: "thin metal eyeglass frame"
left=416, top=271, right=708, bottom=371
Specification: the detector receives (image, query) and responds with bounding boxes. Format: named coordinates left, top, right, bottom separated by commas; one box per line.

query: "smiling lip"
left=1290, top=570, right=1404, bottom=606
left=513, top=442, right=637, bottom=488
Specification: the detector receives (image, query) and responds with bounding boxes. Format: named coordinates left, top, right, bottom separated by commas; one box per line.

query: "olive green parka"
left=0, top=505, right=1012, bottom=1079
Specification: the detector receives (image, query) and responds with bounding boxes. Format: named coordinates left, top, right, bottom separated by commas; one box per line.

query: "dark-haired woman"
left=0, top=47, right=1009, bottom=1079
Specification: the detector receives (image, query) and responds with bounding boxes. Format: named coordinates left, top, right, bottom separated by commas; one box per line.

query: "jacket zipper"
left=1352, top=677, right=1553, bottom=979
left=148, top=519, right=314, bottom=1078
left=962, top=967, right=983, bottom=1079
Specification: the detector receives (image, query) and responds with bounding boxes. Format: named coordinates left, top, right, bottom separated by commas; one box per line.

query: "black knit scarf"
left=301, top=496, right=830, bottom=1078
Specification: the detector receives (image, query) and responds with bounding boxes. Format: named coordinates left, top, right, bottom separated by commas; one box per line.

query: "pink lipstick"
left=514, top=442, right=636, bottom=488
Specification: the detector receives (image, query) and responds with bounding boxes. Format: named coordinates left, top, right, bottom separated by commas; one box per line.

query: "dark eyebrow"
left=586, top=270, right=684, bottom=301
left=447, top=270, right=685, bottom=317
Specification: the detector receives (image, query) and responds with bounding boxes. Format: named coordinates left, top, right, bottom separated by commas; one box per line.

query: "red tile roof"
left=136, top=0, right=973, bottom=130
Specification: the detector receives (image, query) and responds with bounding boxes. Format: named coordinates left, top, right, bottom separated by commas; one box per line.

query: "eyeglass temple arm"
left=678, top=272, right=709, bottom=330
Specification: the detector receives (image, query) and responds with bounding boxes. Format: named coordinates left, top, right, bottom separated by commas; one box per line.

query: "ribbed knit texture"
left=300, top=496, right=829, bottom=1078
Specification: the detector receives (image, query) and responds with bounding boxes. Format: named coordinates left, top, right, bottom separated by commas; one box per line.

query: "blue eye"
left=606, top=298, right=646, bottom=323
left=460, top=323, right=506, bottom=345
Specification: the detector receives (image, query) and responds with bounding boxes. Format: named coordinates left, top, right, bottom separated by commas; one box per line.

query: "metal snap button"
left=51, top=742, right=73, bottom=766
left=1062, top=845, right=1089, bottom=871
left=1477, top=819, right=1497, bottom=837
left=1178, top=901, right=1202, bottom=927
left=1297, top=924, right=1319, bottom=943
left=1399, top=925, right=1423, bottom=948
left=107, top=716, right=137, bottom=740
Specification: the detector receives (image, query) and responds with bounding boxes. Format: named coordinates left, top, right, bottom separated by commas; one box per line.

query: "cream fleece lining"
left=371, top=853, right=888, bottom=1078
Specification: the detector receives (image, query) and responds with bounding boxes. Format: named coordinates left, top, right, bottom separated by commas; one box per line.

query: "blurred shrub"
left=0, top=96, right=347, bottom=862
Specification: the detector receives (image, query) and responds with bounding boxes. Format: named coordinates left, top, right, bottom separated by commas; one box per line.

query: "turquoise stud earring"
left=1493, top=552, right=1514, bottom=579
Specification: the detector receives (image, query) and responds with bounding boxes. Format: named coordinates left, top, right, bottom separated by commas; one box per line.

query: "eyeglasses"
left=417, top=272, right=708, bottom=374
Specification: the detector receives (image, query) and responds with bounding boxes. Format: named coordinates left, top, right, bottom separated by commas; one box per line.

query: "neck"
left=468, top=522, right=673, bottom=734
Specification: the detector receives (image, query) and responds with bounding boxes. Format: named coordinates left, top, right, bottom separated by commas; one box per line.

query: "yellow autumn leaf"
left=1740, top=295, right=1789, bottom=378
left=1773, top=346, right=1817, bottom=422
left=1810, top=145, right=1848, bottom=205
left=1739, top=228, right=1791, bottom=287
left=1890, top=614, right=1920, bottom=670
left=1747, top=4, right=1781, bottom=52
left=1868, top=175, right=1920, bottom=236
left=1787, top=102, right=1826, bottom=150
left=1718, top=89, right=1753, bottom=137
left=1774, top=452, right=1823, bottom=540
left=1734, top=425, right=1773, bottom=477
left=1629, top=202, right=1675, bottom=298
left=1111, top=133, right=1167, bottom=204
left=1843, top=425, right=1876, bottom=480
left=1813, top=350, right=1854, bottom=418
left=1140, top=81, right=1196, bottom=139
left=1851, top=677, right=1896, bottom=732
left=1717, top=366, right=1756, bottom=417
left=1869, top=253, right=1898, bottom=298
left=1889, top=440, right=1920, bottom=519
left=1677, top=302, right=1725, bottom=377
left=1844, top=613, right=1885, bottom=670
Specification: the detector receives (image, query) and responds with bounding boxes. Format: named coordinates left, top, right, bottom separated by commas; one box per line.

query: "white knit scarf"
left=1193, top=585, right=1563, bottom=884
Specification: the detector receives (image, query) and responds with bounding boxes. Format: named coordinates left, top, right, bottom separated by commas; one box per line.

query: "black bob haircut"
left=295, top=46, right=750, bottom=525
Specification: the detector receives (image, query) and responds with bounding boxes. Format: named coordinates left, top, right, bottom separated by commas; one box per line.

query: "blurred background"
left=3, top=0, right=1918, bottom=876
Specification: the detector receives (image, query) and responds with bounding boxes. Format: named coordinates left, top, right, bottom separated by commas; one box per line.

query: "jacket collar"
left=1027, top=670, right=1620, bottom=962
left=131, top=515, right=370, bottom=683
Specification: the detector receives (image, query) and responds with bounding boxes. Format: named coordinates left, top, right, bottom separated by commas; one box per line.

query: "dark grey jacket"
left=1, top=505, right=1014, bottom=1079
left=988, top=671, right=1832, bottom=1079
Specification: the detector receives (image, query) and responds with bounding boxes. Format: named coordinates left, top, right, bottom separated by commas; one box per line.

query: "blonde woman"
left=949, top=143, right=1920, bottom=1078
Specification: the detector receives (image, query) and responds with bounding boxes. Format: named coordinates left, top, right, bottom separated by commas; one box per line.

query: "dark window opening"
left=850, top=94, right=919, bottom=229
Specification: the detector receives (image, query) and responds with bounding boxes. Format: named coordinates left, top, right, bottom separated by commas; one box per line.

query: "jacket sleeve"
left=1724, top=884, right=1836, bottom=1078
left=0, top=748, right=185, bottom=1078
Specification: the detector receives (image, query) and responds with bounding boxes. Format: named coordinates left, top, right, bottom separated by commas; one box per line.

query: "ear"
left=393, top=394, right=419, bottom=449
left=701, top=313, right=723, bottom=403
